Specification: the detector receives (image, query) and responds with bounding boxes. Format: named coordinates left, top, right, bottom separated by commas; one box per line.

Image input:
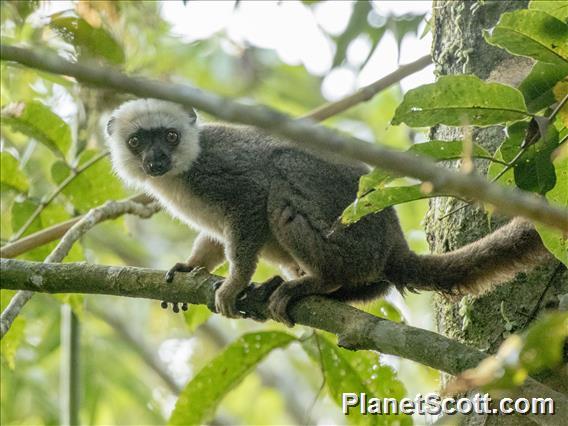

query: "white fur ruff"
left=106, top=99, right=200, bottom=189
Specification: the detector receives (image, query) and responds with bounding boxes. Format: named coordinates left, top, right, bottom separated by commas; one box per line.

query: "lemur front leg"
left=215, top=224, right=265, bottom=318
left=162, top=233, right=225, bottom=312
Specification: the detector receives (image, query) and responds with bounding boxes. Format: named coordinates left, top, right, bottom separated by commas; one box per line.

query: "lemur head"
left=106, top=99, right=200, bottom=188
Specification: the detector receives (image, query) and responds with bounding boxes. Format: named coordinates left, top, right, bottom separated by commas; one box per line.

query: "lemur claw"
left=165, top=262, right=194, bottom=283
left=160, top=301, right=189, bottom=313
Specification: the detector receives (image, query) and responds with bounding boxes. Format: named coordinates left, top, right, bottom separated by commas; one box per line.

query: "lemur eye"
left=166, top=130, right=179, bottom=144
left=128, top=136, right=140, bottom=148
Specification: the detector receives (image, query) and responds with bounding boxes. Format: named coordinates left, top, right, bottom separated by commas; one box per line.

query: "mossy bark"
left=429, top=1, right=567, bottom=424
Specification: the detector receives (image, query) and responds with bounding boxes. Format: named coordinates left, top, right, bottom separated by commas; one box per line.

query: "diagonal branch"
left=1, top=45, right=565, bottom=231
left=0, top=193, right=154, bottom=259
left=303, top=55, right=432, bottom=121
left=10, top=150, right=110, bottom=242
left=0, top=57, right=430, bottom=258
left=0, top=199, right=160, bottom=338
left=1, top=258, right=566, bottom=425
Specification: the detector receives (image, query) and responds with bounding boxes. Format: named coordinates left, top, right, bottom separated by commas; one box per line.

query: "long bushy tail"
left=390, top=218, right=553, bottom=295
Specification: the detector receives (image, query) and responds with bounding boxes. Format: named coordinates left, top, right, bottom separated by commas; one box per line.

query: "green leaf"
left=514, top=124, right=559, bottom=194
left=536, top=152, right=567, bottom=265
left=302, top=334, right=410, bottom=425
left=1, top=101, right=71, bottom=157
left=332, top=1, right=373, bottom=67
left=0, top=152, right=28, bottom=193
left=392, top=75, right=528, bottom=127
left=11, top=199, right=84, bottom=262
left=521, top=312, right=568, bottom=372
left=183, top=305, right=212, bottom=332
left=50, top=16, right=125, bottom=65
left=343, top=185, right=440, bottom=224
left=51, top=151, right=124, bottom=212
left=168, top=331, right=295, bottom=426
left=357, top=168, right=393, bottom=198
left=409, top=140, right=492, bottom=160
left=484, top=10, right=568, bottom=65
left=519, top=61, right=568, bottom=113
left=0, top=316, right=25, bottom=369
left=529, top=0, right=568, bottom=23
left=488, top=121, right=560, bottom=194
left=360, top=299, right=404, bottom=323
left=358, top=140, right=491, bottom=197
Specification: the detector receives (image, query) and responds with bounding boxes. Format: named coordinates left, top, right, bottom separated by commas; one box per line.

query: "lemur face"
left=106, top=99, right=200, bottom=188
left=125, top=126, right=179, bottom=177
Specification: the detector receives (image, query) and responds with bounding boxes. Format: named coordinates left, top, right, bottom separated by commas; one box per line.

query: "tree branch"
left=10, top=150, right=110, bottom=242
left=0, top=199, right=160, bottom=338
left=1, top=45, right=566, bottom=232
left=1, top=258, right=567, bottom=426
left=0, top=193, right=154, bottom=259
left=303, top=55, right=432, bottom=121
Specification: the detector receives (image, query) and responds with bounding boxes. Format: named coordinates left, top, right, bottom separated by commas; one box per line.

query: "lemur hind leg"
left=268, top=276, right=340, bottom=326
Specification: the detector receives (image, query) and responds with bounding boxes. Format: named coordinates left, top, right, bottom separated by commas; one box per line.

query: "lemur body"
left=107, top=99, right=550, bottom=325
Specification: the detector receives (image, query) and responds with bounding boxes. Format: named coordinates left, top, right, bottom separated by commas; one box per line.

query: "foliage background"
left=1, top=1, right=566, bottom=425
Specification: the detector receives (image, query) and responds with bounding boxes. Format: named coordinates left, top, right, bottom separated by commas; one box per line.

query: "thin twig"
left=0, top=193, right=153, bottom=259
left=0, top=198, right=160, bottom=339
left=303, top=55, right=432, bottom=121
left=548, top=93, right=568, bottom=122
left=10, top=150, right=110, bottom=242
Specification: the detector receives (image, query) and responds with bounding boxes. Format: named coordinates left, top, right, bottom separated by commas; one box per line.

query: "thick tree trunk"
left=429, top=1, right=567, bottom=424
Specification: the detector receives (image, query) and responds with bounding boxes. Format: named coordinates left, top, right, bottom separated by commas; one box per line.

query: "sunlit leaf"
left=332, top=1, right=373, bottom=67
left=343, top=184, right=441, bottom=224
left=0, top=316, right=25, bottom=369
left=1, top=101, right=71, bottom=157
left=50, top=16, right=125, bottom=65
left=183, top=305, right=212, bottom=332
left=529, top=1, right=568, bottom=24
left=392, top=75, right=528, bottom=127
left=0, top=152, right=28, bottom=193
left=519, top=61, right=568, bottom=112
left=536, top=150, right=567, bottom=265
left=521, top=312, right=568, bottom=372
left=51, top=151, right=124, bottom=212
left=553, top=79, right=568, bottom=126
left=302, top=334, right=410, bottom=425
left=484, top=10, right=568, bottom=65
left=514, top=123, right=559, bottom=194
left=488, top=121, right=559, bottom=194
left=168, top=331, right=296, bottom=426
left=409, top=140, right=491, bottom=160
left=359, top=299, right=404, bottom=323
left=357, top=140, right=491, bottom=197
left=10, top=199, right=84, bottom=262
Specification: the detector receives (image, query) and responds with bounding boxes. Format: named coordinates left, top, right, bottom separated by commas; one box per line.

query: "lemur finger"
left=165, top=262, right=195, bottom=283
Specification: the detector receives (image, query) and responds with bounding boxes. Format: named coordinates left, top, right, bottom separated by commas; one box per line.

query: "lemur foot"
left=237, top=276, right=285, bottom=321
left=165, top=262, right=195, bottom=283
left=267, top=283, right=295, bottom=327
left=161, top=262, right=197, bottom=312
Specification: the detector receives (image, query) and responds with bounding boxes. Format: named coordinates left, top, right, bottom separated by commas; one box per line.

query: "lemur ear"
left=106, top=116, right=115, bottom=136
left=183, top=106, right=197, bottom=124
